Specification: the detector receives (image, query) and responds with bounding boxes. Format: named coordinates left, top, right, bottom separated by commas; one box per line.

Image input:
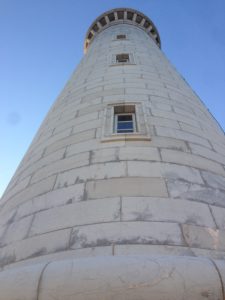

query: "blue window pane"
left=117, top=121, right=133, bottom=130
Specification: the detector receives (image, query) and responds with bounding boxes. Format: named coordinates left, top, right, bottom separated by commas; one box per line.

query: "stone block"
left=45, top=129, right=96, bottom=156
left=148, top=116, right=180, bottom=129
left=55, top=161, right=127, bottom=189
left=70, top=221, right=183, bottom=249
left=161, top=149, right=225, bottom=176
left=190, top=143, right=225, bottom=165
left=210, top=206, right=225, bottom=230
left=167, top=180, right=225, bottom=207
left=122, top=197, right=215, bottom=227
left=72, top=119, right=101, bottom=135
left=2, top=176, right=31, bottom=203
left=182, top=224, right=225, bottom=251
left=0, top=215, right=33, bottom=246
left=0, top=263, right=46, bottom=300
left=0, top=228, right=71, bottom=265
left=119, top=146, right=160, bottom=161
left=128, top=161, right=203, bottom=183
left=66, top=139, right=99, bottom=156
left=91, top=148, right=117, bottom=163
left=156, top=126, right=211, bottom=148
left=16, top=183, right=85, bottom=220
left=31, top=152, right=89, bottom=184
left=115, top=244, right=194, bottom=257
left=18, top=148, right=66, bottom=181
left=29, top=198, right=120, bottom=236
left=213, top=260, right=225, bottom=293
left=37, top=256, right=223, bottom=300
left=201, top=170, right=225, bottom=191
left=1, top=175, right=57, bottom=214
left=152, top=108, right=200, bottom=127
left=86, top=177, right=168, bottom=199
left=150, top=136, right=189, bottom=152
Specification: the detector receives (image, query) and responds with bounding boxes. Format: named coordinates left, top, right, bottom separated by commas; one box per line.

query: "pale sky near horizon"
left=0, top=0, right=225, bottom=197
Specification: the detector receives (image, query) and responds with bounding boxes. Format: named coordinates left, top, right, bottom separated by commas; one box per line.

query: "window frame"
left=114, top=112, right=137, bottom=134
left=101, top=102, right=151, bottom=142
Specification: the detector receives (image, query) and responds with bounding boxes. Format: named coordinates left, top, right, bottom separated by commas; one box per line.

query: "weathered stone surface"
left=0, top=228, right=71, bottom=266
left=167, top=180, right=225, bottom=207
left=29, top=198, right=120, bottom=236
left=182, top=224, right=225, bottom=251
left=55, top=162, right=127, bottom=189
left=37, top=256, right=223, bottom=300
left=86, top=177, right=168, bottom=198
left=70, top=222, right=183, bottom=249
left=0, top=215, right=33, bottom=246
left=122, top=197, right=215, bottom=227
left=161, top=149, right=225, bottom=176
left=0, top=263, right=46, bottom=300
left=15, top=183, right=85, bottom=220
left=201, top=170, right=225, bottom=190
left=210, top=205, right=225, bottom=230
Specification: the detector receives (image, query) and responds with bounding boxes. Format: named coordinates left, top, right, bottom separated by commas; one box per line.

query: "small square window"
left=116, top=53, right=129, bottom=63
left=116, top=34, right=126, bottom=40
left=114, top=105, right=136, bottom=134
left=101, top=103, right=151, bottom=142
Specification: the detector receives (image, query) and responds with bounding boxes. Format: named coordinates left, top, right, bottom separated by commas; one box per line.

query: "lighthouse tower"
left=1, top=8, right=225, bottom=299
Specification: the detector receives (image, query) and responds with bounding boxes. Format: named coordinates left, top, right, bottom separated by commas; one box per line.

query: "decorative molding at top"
left=84, top=8, right=161, bottom=53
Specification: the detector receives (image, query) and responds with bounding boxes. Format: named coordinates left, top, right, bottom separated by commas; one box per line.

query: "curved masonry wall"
left=0, top=16, right=225, bottom=295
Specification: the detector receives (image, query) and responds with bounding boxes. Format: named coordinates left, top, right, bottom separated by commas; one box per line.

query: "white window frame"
left=101, top=102, right=151, bottom=142
left=114, top=112, right=136, bottom=134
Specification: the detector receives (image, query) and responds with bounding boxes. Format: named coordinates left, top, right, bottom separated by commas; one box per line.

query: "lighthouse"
left=0, top=8, right=225, bottom=299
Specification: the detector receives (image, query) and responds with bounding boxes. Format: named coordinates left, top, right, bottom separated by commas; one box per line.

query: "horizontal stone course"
left=156, top=126, right=211, bottom=148
left=122, top=197, right=215, bottom=227
left=55, top=161, right=127, bottom=189
left=29, top=198, right=120, bottom=236
left=161, top=149, right=225, bottom=176
left=30, top=152, right=90, bottom=184
left=70, top=221, right=183, bottom=249
left=86, top=177, right=168, bottom=198
left=1, top=175, right=57, bottom=214
left=127, top=161, right=204, bottom=183
left=0, top=228, right=71, bottom=266
left=167, top=180, right=225, bottom=207
left=15, top=183, right=85, bottom=220
left=182, top=224, right=225, bottom=251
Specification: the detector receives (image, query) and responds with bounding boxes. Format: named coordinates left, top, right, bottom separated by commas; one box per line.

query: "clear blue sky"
left=0, top=0, right=225, bottom=197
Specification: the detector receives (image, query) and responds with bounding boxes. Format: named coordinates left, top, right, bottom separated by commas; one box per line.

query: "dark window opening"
left=108, top=13, right=115, bottom=21
left=127, top=11, right=134, bottom=20
left=136, top=15, right=142, bottom=24
left=117, top=11, right=124, bottom=19
left=116, top=34, right=126, bottom=40
left=99, top=17, right=107, bottom=26
left=116, top=53, right=129, bottom=63
left=92, top=24, right=99, bottom=32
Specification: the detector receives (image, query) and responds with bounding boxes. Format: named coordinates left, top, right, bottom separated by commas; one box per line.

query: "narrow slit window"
left=116, top=34, right=126, bottom=40
left=114, top=105, right=136, bottom=134
left=116, top=53, right=129, bottom=63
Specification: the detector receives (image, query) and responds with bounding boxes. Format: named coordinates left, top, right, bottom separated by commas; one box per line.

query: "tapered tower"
left=1, top=8, right=225, bottom=299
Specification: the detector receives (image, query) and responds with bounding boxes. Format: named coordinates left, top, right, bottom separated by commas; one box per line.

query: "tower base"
left=0, top=255, right=224, bottom=299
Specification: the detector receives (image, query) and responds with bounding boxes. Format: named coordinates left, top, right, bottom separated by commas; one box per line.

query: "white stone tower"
left=1, top=7, right=225, bottom=299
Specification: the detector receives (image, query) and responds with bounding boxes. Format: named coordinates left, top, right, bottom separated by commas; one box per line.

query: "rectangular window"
left=116, top=53, right=129, bottom=63
left=116, top=34, right=126, bottom=39
left=114, top=105, right=136, bottom=133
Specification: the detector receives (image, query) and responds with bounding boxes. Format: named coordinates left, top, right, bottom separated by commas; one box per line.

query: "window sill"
left=101, top=133, right=151, bottom=143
